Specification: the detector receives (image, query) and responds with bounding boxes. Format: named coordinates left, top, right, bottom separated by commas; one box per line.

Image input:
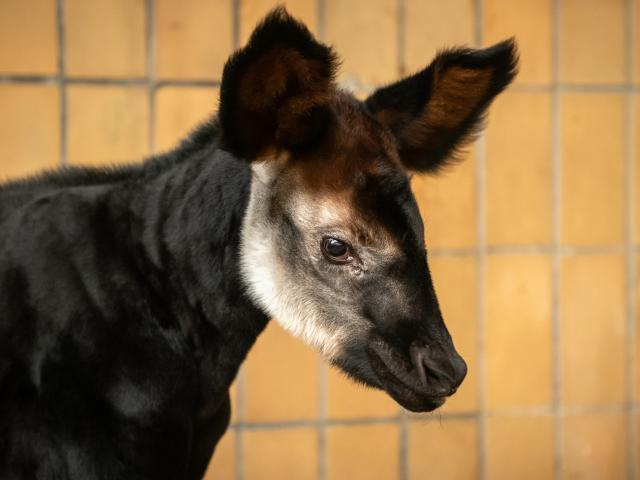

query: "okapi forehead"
left=290, top=94, right=401, bottom=187
left=272, top=94, right=423, bottom=252
left=286, top=187, right=398, bottom=252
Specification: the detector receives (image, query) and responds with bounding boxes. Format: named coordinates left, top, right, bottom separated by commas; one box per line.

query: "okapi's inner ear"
left=365, top=40, right=518, bottom=173
left=218, top=7, right=338, bottom=160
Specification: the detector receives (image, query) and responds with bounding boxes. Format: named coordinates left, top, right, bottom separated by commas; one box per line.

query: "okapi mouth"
left=365, top=332, right=465, bottom=412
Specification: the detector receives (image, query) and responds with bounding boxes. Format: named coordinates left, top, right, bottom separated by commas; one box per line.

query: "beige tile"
left=412, top=151, right=476, bottom=249
left=486, top=255, right=553, bottom=409
left=484, top=0, right=551, bottom=84
left=239, top=0, right=317, bottom=44
left=404, top=0, right=474, bottom=73
left=486, top=416, right=554, bottom=480
left=244, top=322, right=319, bottom=422
left=563, top=414, right=627, bottom=480
left=408, top=419, right=478, bottom=480
left=65, top=0, right=145, bottom=77
left=154, top=87, right=219, bottom=153
left=326, top=424, right=399, bottom=480
left=560, top=94, right=625, bottom=246
left=430, top=256, right=477, bottom=413
left=156, top=0, right=232, bottom=79
left=0, top=85, right=60, bottom=181
left=559, top=0, right=625, bottom=83
left=325, top=0, right=397, bottom=87
left=326, top=367, right=398, bottom=419
left=486, top=92, right=552, bottom=246
left=560, top=255, right=626, bottom=407
left=243, top=428, right=317, bottom=480
left=0, top=0, right=57, bottom=74
left=67, top=86, right=149, bottom=166
left=203, top=431, right=234, bottom=480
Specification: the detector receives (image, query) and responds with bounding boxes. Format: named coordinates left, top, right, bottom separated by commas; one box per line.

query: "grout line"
left=557, top=84, right=639, bottom=93
left=235, top=366, right=245, bottom=480
left=0, top=75, right=222, bottom=88
left=429, top=244, right=629, bottom=258
left=550, top=0, right=562, bottom=479
left=530, top=84, right=640, bottom=93
left=225, top=403, right=633, bottom=432
left=232, top=0, right=240, bottom=50
left=475, top=126, right=487, bottom=480
left=55, top=0, right=67, bottom=166
left=316, top=0, right=325, bottom=40
left=5, top=73, right=640, bottom=92
left=624, top=0, right=638, bottom=479
left=473, top=2, right=486, bottom=479
left=512, top=83, right=640, bottom=93
left=397, top=0, right=406, bottom=78
left=315, top=5, right=328, bottom=480
left=396, top=3, right=409, bottom=479
left=145, top=0, right=157, bottom=156
left=231, top=3, right=243, bottom=478
left=232, top=1, right=244, bottom=478
left=399, top=410, right=408, bottom=480
left=513, top=83, right=640, bottom=93
left=229, top=415, right=403, bottom=431
left=318, top=359, right=328, bottom=480
left=416, top=403, right=633, bottom=418
left=226, top=402, right=635, bottom=429
left=0, top=75, right=59, bottom=84
left=155, top=79, right=220, bottom=88
left=7, top=73, right=640, bottom=93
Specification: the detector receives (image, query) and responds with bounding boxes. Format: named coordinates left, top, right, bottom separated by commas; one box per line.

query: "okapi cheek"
left=239, top=164, right=348, bottom=359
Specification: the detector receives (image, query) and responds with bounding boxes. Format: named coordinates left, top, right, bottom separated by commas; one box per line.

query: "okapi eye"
left=321, top=237, right=351, bottom=264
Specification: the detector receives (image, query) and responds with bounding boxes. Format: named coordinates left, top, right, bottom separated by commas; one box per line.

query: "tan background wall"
left=1, top=0, right=639, bottom=479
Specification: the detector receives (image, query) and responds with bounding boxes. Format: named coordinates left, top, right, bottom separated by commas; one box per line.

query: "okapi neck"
left=121, top=148, right=270, bottom=393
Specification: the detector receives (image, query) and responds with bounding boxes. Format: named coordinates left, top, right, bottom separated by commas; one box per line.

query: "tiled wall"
left=0, top=0, right=638, bottom=479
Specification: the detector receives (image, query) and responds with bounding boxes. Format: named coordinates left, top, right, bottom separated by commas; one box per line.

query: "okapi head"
left=224, top=8, right=517, bottom=412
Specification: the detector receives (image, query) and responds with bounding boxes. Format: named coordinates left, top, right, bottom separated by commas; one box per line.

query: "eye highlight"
left=321, top=237, right=352, bottom=264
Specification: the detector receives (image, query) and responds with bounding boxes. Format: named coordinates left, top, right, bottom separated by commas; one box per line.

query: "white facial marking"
left=239, top=158, right=347, bottom=359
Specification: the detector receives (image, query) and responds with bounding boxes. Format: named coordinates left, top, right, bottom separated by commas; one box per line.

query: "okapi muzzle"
left=363, top=265, right=468, bottom=412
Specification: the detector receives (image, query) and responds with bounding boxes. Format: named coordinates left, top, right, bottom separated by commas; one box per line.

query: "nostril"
left=409, top=342, right=429, bottom=387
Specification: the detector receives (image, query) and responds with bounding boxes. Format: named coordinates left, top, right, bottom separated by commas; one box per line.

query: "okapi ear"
left=365, top=40, right=518, bottom=173
left=218, top=7, right=338, bottom=159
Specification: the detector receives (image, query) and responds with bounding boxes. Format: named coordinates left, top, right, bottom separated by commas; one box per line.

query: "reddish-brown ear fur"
left=365, top=40, right=518, bottom=173
left=218, top=7, right=338, bottom=159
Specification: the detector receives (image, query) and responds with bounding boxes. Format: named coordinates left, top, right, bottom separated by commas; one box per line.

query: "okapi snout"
left=366, top=329, right=467, bottom=412
left=409, top=340, right=467, bottom=395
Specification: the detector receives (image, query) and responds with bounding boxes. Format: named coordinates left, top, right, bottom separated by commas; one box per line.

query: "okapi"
left=0, top=8, right=517, bottom=480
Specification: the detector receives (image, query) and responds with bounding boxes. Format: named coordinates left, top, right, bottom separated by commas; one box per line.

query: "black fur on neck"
left=0, top=120, right=268, bottom=479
